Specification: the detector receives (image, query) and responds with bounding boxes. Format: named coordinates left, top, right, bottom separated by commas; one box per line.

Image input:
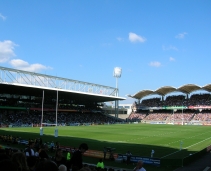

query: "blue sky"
left=0, top=0, right=211, bottom=104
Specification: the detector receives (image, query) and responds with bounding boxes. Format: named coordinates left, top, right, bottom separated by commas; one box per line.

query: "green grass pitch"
left=1, top=123, right=211, bottom=160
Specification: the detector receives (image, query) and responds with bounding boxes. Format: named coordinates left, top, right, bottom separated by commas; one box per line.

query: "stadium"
left=0, top=66, right=211, bottom=171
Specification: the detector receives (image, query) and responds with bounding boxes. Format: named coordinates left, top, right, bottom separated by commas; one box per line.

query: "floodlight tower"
left=113, top=67, right=122, bottom=118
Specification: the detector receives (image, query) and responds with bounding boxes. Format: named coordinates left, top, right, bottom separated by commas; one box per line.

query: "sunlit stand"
left=113, top=67, right=122, bottom=118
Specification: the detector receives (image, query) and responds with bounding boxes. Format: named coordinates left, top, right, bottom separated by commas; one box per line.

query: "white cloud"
left=149, top=61, right=161, bottom=67
left=9, top=59, right=51, bottom=72
left=129, top=32, right=146, bottom=43
left=162, top=45, right=178, bottom=51
left=0, top=40, right=52, bottom=73
left=0, top=40, right=17, bottom=63
left=0, top=13, right=6, bottom=21
left=175, top=32, right=187, bottom=39
left=169, top=57, right=175, bottom=61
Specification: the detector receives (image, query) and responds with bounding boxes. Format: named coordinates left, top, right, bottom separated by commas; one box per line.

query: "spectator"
left=103, top=147, right=107, bottom=160
left=66, top=149, right=71, bottom=161
left=50, top=141, right=55, bottom=152
left=133, top=160, right=146, bottom=171
left=126, top=151, right=132, bottom=165
left=59, top=164, right=67, bottom=171
left=56, top=141, right=60, bottom=150
left=53, top=148, right=67, bottom=168
left=0, top=150, right=10, bottom=161
left=68, top=143, right=88, bottom=171
left=25, top=141, right=35, bottom=157
left=12, top=151, right=29, bottom=171
left=0, top=159, right=18, bottom=171
left=27, top=156, right=38, bottom=171
left=39, top=144, right=49, bottom=160
left=151, top=149, right=154, bottom=158
left=36, top=160, right=58, bottom=171
left=96, top=158, right=104, bottom=169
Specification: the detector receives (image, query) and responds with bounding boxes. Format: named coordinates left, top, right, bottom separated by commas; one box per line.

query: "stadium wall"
left=109, top=114, right=128, bottom=119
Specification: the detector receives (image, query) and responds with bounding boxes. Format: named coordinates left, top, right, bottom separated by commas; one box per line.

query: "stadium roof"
left=0, top=66, right=126, bottom=103
left=130, top=83, right=211, bottom=99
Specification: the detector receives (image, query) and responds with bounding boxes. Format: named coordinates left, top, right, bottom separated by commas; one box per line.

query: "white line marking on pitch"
left=163, top=131, right=211, bottom=146
left=161, top=136, right=211, bottom=159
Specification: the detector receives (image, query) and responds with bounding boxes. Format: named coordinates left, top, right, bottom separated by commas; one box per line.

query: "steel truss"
left=0, top=66, right=118, bottom=97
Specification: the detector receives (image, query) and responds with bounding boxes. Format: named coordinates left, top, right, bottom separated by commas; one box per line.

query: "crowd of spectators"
left=128, top=93, right=211, bottom=122
left=128, top=111, right=211, bottom=123
left=192, top=112, right=211, bottom=122
left=185, top=94, right=211, bottom=106
left=163, top=95, right=186, bottom=106
left=127, top=113, right=147, bottom=122
left=139, top=97, right=162, bottom=107
left=0, top=141, right=118, bottom=171
left=0, top=93, right=123, bottom=127
left=143, top=113, right=170, bottom=121
left=134, top=93, right=211, bottom=108
left=0, top=110, right=121, bottom=127
left=0, top=95, right=104, bottom=111
left=166, top=113, right=194, bottom=122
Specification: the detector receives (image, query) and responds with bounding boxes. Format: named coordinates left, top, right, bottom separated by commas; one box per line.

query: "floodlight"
left=113, top=67, right=122, bottom=78
left=113, top=67, right=122, bottom=119
left=113, top=67, right=122, bottom=95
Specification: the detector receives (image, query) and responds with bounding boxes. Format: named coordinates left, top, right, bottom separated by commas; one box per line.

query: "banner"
left=188, top=106, right=211, bottom=109
left=163, top=106, right=187, bottom=110
left=117, top=154, right=160, bottom=166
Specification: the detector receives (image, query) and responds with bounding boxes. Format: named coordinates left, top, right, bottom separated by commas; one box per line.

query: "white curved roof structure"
left=0, top=66, right=126, bottom=102
left=130, top=83, right=211, bottom=100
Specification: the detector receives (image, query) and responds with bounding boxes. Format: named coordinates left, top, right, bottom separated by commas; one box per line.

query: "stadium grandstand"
left=127, top=84, right=211, bottom=126
left=1, top=65, right=211, bottom=127
left=0, top=66, right=126, bottom=128
left=1, top=66, right=211, bottom=170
